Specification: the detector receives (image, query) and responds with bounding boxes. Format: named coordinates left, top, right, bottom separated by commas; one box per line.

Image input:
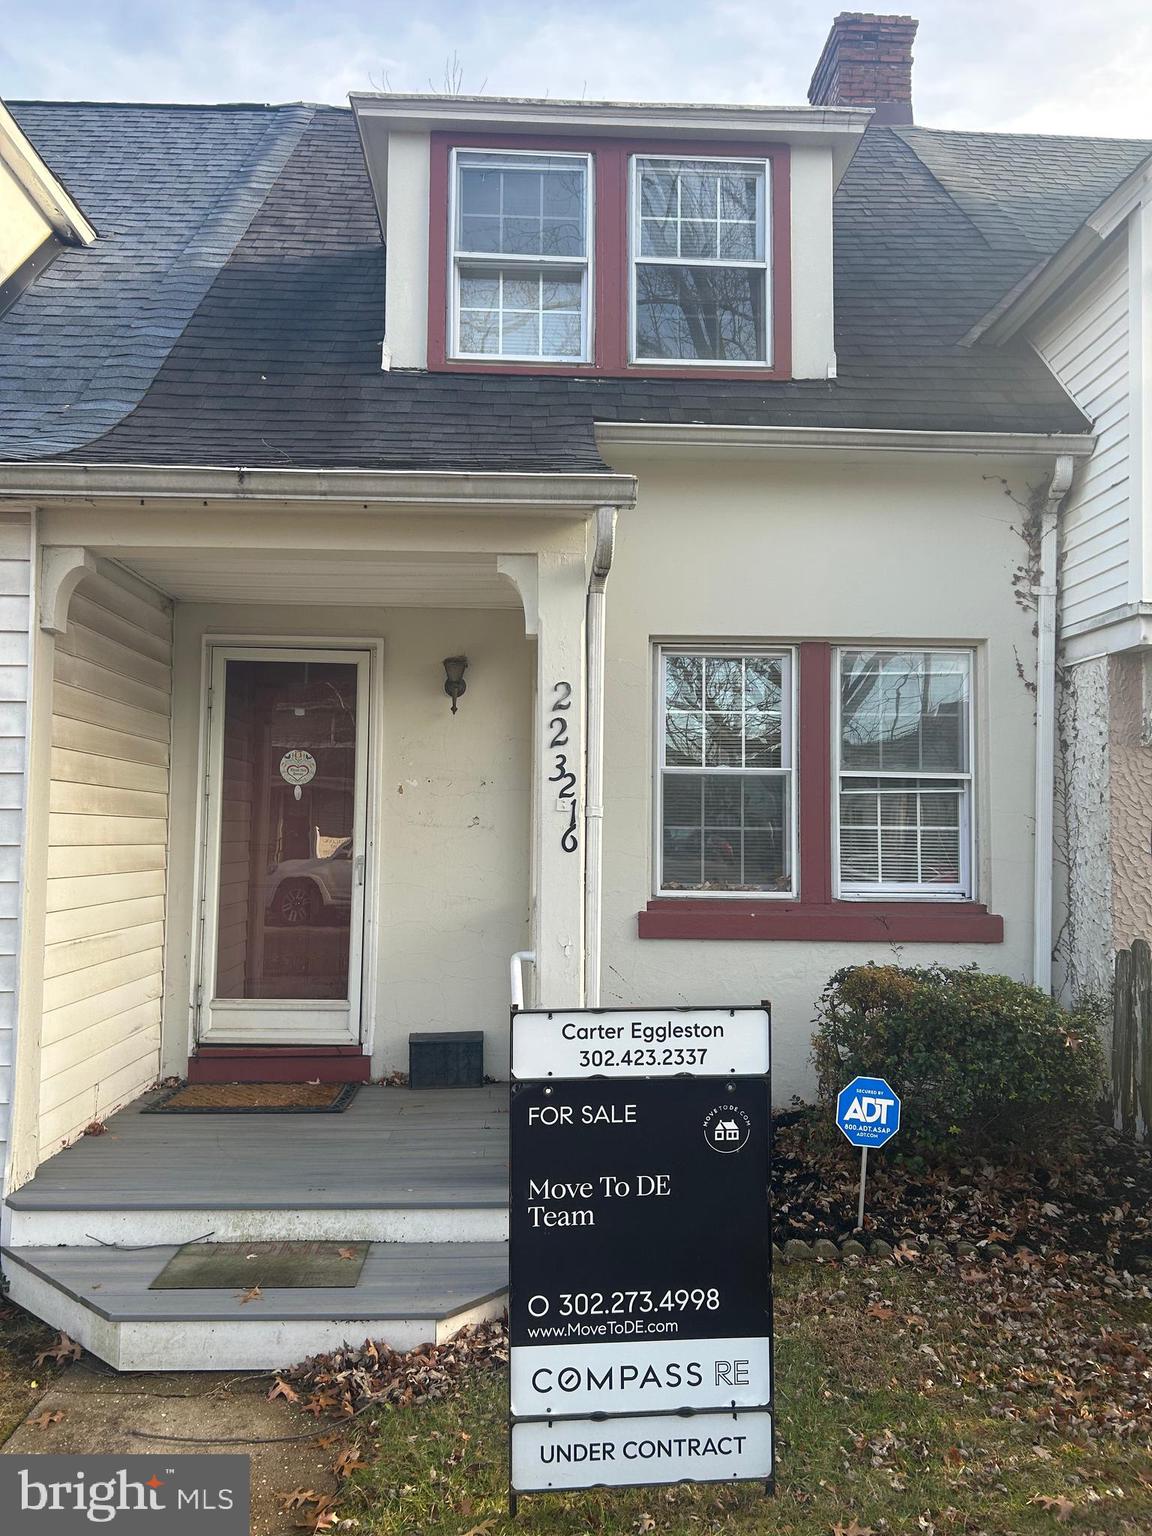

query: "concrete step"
left=1, top=1242, right=508, bottom=1371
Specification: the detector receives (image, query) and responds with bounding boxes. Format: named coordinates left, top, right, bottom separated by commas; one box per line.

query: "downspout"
left=584, top=505, right=617, bottom=1006
left=1032, top=453, right=1075, bottom=993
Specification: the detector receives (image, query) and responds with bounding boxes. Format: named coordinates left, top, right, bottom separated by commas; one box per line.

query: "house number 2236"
left=548, top=680, right=579, bottom=854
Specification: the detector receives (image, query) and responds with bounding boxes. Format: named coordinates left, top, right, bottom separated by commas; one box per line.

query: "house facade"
left=0, top=13, right=1143, bottom=1366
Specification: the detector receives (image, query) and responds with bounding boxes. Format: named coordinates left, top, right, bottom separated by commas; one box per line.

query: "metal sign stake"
left=856, top=1146, right=868, bottom=1231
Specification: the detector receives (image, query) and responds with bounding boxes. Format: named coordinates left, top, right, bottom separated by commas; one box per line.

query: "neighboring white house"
left=974, top=151, right=1152, bottom=1006
left=0, top=13, right=1143, bottom=1366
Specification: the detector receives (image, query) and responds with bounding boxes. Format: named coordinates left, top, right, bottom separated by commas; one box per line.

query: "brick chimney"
left=808, top=13, right=918, bottom=125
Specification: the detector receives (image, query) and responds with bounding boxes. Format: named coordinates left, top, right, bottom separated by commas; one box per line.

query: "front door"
left=197, top=647, right=370, bottom=1044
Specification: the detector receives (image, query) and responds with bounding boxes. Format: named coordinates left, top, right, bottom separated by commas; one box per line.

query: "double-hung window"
left=450, top=150, right=591, bottom=362
left=836, top=649, right=973, bottom=897
left=658, top=648, right=794, bottom=894
left=631, top=155, right=770, bottom=365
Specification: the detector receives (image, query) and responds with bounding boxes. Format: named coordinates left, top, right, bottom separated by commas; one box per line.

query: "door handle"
left=354, top=854, right=365, bottom=887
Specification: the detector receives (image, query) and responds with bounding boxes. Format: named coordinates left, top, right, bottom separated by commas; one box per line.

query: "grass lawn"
left=0, top=1299, right=63, bottom=1443
left=328, top=1257, right=1152, bottom=1536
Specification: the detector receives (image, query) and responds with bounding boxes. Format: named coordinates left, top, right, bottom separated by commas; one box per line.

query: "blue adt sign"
left=836, top=1076, right=901, bottom=1148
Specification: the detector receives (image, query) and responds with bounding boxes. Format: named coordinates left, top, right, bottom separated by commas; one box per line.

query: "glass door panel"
left=199, top=649, right=369, bottom=1045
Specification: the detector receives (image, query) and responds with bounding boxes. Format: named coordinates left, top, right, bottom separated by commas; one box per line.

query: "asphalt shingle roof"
left=895, top=126, right=1152, bottom=258
left=0, top=101, right=313, bottom=459
left=3, top=102, right=1148, bottom=473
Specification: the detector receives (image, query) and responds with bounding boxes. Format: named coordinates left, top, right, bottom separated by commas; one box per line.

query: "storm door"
left=197, top=648, right=370, bottom=1044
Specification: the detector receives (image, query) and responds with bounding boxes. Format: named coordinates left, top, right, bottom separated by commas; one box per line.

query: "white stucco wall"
left=164, top=603, right=532, bottom=1080
left=596, top=449, right=1044, bottom=1103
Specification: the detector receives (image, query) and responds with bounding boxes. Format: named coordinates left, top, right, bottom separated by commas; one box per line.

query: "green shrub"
left=812, top=963, right=1106, bottom=1155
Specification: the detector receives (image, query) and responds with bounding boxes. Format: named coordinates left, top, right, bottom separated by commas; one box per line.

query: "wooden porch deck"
left=8, top=1084, right=509, bottom=1212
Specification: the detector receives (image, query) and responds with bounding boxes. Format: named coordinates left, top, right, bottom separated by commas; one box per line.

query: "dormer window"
left=632, top=156, right=769, bottom=365
left=425, top=133, right=794, bottom=379
left=450, top=150, right=592, bottom=362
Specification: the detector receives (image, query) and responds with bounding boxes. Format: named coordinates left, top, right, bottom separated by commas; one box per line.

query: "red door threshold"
left=187, top=1047, right=372, bottom=1084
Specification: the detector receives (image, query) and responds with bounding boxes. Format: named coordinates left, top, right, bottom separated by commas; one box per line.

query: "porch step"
left=1, top=1243, right=508, bottom=1372
left=188, top=1047, right=373, bottom=1084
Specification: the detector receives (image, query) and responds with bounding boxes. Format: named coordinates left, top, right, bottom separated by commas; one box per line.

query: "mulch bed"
left=772, top=1107, right=1152, bottom=1270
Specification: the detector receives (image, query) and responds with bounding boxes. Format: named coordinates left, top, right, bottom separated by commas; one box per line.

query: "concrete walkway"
left=2, top=1361, right=339, bottom=1535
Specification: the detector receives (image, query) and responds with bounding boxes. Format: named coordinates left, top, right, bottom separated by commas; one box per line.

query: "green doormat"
left=150, top=1240, right=370, bottom=1290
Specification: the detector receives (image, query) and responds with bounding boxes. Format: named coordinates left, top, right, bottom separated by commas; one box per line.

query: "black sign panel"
left=510, top=1077, right=770, bottom=1347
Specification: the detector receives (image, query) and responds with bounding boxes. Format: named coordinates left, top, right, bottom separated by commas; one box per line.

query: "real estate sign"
left=508, top=1006, right=773, bottom=1500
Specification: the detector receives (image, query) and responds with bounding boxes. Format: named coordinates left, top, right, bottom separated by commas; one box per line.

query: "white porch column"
left=498, top=550, right=587, bottom=1007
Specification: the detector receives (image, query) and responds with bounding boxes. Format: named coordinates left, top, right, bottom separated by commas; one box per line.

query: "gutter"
left=1033, top=454, right=1075, bottom=994
left=595, top=423, right=1096, bottom=457
left=0, top=462, right=637, bottom=511
left=584, top=506, right=616, bottom=1007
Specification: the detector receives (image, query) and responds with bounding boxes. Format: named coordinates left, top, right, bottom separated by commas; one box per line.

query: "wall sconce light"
left=443, top=655, right=468, bottom=714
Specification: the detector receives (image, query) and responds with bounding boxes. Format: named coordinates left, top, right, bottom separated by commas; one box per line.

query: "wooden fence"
left=1113, top=940, right=1152, bottom=1142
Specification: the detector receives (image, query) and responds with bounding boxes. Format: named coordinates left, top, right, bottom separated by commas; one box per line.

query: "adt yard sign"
left=508, top=1007, right=774, bottom=1509
left=836, top=1076, right=901, bottom=1147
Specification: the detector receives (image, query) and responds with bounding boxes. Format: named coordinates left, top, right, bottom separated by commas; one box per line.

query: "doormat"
left=150, top=1240, right=370, bottom=1290
left=144, top=1081, right=360, bottom=1113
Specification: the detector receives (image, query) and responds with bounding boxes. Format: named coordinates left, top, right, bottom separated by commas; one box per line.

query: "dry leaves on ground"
left=278, top=1317, right=508, bottom=1421
left=29, top=1409, right=65, bottom=1429
left=774, top=1113, right=1152, bottom=1270
left=1030, top=1493, right=1076, bottom=1521
left=34, top=1332, right=81, bottom=1366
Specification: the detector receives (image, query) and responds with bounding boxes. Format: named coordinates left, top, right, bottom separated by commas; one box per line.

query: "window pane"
left=457, top=153, right=587, bottom=258
left=840, top=650, right=971, bottom=773
left=456, top=266, right=584, bottom=360
left=662, top=771, right=789, bottom=892
left=705, top=657, right=742, bottom=710
left=745, top=657, right=782, bottom=709
left=665, top=654, right=702, bottom=710
left=636, top=158, right=765, bottom=262
left=664, top=652, right=786, bottom=769
left=635, top=264, right=766, bottom=362
left=665, top=711, right=703, bottom=766
left=838, top=777, right=966, bottom=890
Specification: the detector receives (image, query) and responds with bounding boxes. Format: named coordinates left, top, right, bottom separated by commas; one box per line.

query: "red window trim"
left=639, top=640, right=1004, bottom=944
left=427, top=132, right=792, bottom=380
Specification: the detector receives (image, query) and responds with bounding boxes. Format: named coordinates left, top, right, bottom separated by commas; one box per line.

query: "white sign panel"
left=511, top=1336, right=772, bottom=1418
left=511, top=1008, right=770, bottom=1080
left=512, top=1411, right=773, bottom=1491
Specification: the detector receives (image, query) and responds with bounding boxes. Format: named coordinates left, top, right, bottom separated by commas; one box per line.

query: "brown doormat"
left=144, top=1081, right=360, bottom=1113
left=150, top=1240, right=369, bottom=1290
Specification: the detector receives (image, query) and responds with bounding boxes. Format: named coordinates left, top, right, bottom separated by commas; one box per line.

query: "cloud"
left=1, top=0, right=1149, bottom=140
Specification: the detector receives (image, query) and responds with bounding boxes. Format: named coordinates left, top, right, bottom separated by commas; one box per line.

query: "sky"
left=2, top=0, right=1150, bottom=138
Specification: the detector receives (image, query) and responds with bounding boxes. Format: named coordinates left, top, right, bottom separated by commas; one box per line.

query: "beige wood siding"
left=0, top=512, right=30, bottom=1172
left=39, top=562, right=171, bottom=1153
left=1032, top=242, right=1131, bottom=635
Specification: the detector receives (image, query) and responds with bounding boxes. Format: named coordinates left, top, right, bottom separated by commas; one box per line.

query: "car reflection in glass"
left=265, top=837, right=353, bottom=926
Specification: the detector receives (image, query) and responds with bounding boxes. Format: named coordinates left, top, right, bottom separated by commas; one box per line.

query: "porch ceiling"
left=110, top=548, right=522, bottom=609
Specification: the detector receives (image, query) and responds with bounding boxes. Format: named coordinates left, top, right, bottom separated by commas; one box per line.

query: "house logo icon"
left=702, top=1103, right=752, bottom=1155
